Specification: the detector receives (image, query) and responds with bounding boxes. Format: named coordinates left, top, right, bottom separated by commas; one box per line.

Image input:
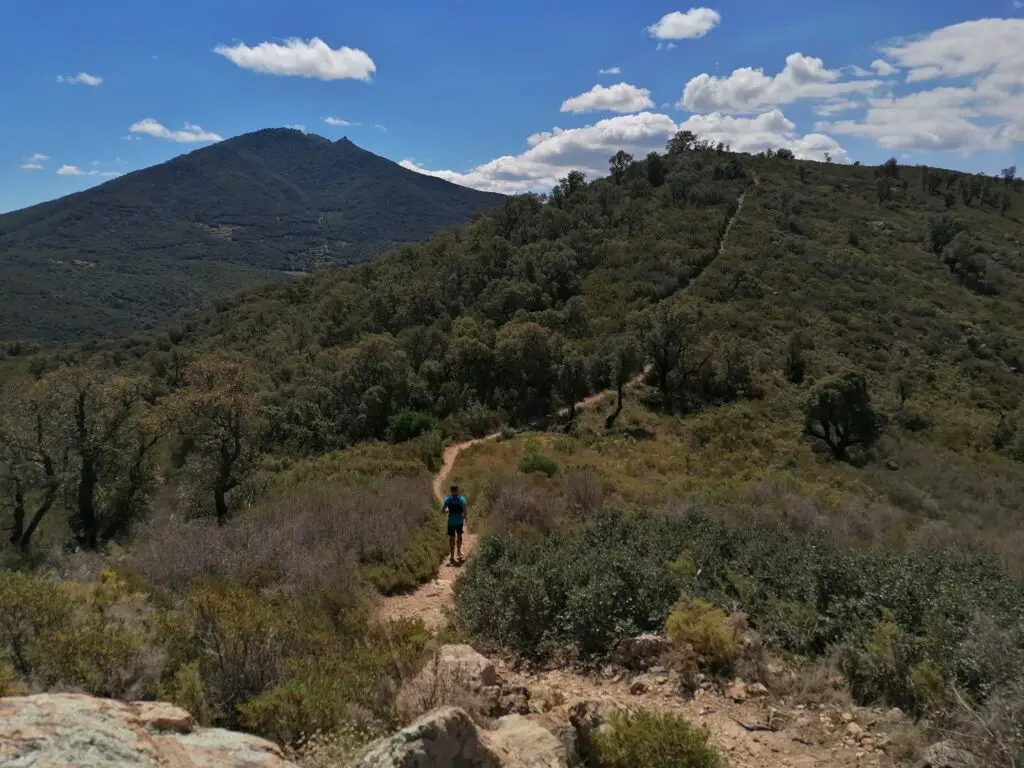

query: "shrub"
left=665, top=599, right=736, bottom=672
left=0, top=571, right=73, bottom=679
left=455, top=510, right=686, bottom=662
left=518, top=449, right=558, bottom=477
left=388, top=411, right=437, bottom=443
left=593, top=710, right=724, bottom=768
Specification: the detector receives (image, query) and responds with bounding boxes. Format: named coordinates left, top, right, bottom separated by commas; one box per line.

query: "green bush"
left=455, top=506, right=1024, bottom=713
left=594, top=710, right=723, bottom=768
left=518, top=449, right=558, bottom=477
left=454, top=510, right=686, bottom=661
left=388, top=411, right=437, bottom=443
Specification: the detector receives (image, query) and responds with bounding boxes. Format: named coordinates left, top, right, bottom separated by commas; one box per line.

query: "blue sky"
left=2, top=0, right=1022, bottom=212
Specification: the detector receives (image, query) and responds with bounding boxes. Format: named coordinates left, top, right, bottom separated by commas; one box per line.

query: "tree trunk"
left=214, top=482, right=229, bottom=526
left=605, top=382, right=625, bottom=429
left=77, top=456, right=99, bottom=549
left=9, top=481, right=24, bottom=548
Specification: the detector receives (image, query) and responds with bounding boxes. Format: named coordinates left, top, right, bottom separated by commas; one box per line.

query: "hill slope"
left=0, top=129, right=504, bottom=344
left=3, top=144, right=1024, bottom=764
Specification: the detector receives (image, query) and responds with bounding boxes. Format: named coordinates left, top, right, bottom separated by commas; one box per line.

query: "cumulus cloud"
left=819, top=19, right=1024, bottom=153
left=561, top=83, right=654, bottom=114
left=400, top=109, right=847, bottom=194
left=20, top=163, right=44, bottom=171
left=129, top=118, right=223, bottom=143
left=214, top=37, right=376, bottom=81
left=57, top=72, right=102, bottom=86
left=845, top=65, right=873, bottom=77
left=323, top=117, right=351, bottom=126
left=871, top=59, right=899, bottom=76
left=681, top=52, right=884, bottom=113
left=599, top=66, right=622, bottom=75
left=648, top=8, right=721, bottom=40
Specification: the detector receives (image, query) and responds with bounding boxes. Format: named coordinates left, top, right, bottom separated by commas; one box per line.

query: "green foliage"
left=454, top=510, right=688, bottom=662
left=803, top=372, right=886, bottom=462
left=388, top=410, right=438, bottom=443
left=518, top=449, right=559, bottom=478
left=665, top=599, right=737, bottom=672
left=0, top=129, right=503, bottom=344
left=456, top=506, right=1024, bottom=714
left=593, top=710, right=724, bottom=768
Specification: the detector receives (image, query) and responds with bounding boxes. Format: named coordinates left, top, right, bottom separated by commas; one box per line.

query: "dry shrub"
left=564, top=469, right=604, bottom=514
left=128, top=476, right=429, bottom=597
left=485, top=471, right=563, bottom=534
left=394, top=649, right=490, bottom=724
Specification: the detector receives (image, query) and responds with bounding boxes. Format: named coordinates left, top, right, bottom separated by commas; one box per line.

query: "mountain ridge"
left=0, top=128, right=504, bottom=344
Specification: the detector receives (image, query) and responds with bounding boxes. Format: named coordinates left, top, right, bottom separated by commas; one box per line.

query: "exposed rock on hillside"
left=0, top=693, right=295, bottom=767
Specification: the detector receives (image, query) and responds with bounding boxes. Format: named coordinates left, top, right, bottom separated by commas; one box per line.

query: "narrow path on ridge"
left=378, top=176, right=757, bottom=630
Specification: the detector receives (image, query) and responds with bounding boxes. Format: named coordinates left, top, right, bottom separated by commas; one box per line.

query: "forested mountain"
left=0, top=129, right=504, bottom=344
left=3, top=136, right=1024, bottom=762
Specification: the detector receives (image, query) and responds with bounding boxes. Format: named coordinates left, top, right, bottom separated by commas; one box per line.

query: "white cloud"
left=599, top=66, right=622, bottom=75
left=818, top=19, right=1024, bottom=154
left=881, top=19, right=1024, bottom=83
left=871, top=59, right=899, bottom=76
left=56, top=164, right=120, bottom=178
left=20, top=163, right=44, bottom=171
left=374, top=123, right=388, bottom=132
left=845, top=65, right=873, bottom=77
left=214, top=37, right=375, bottom=81
left=129, top=118, right=223, bottom=143
left=812, top=98, right=862, bottom=116
left=561, top=83, right=655, bottom=114
left=681, top=52, right=884, bottom=113
left=25, top=153, right=50, bottom=162
left=57, top=72, right=102, bottom=86
left=323, top=117, right=351, bottom=126
left=285, top=124, right=306, bottom=132
left=400, top=108, right=847, bottom=194
left=648, top=8, right=721, bottom=40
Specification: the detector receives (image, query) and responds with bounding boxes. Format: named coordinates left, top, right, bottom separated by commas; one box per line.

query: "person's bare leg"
left=456, top=531, right=464, bottom=560
left=448, top=534, right=456, bottom=565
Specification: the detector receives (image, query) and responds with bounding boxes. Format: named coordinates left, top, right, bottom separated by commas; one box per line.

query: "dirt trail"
left=379, top=179, right=757, bottom=631
left=378, top=178, right=901, bottom=765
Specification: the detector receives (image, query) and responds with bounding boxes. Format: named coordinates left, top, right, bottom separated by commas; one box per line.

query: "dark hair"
left=450, top=484, right=459, bottom=492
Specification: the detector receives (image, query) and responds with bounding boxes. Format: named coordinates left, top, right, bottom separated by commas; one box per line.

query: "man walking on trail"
left=443, top=484, right=468, bottom=566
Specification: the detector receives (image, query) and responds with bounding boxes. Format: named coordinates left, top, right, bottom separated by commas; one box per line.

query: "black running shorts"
left=447, top=522, right=464, bottom=536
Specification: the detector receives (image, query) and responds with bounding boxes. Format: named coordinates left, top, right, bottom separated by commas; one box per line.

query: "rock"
left=917, top=741, right=976, bottom=768
left=498, top=686, right=532, bottom=717
left=568, top=700, right=626, bottom=765
left=727, top=680, right=748, bottom=702
left=748, top=682, right=769, bottom=697
left=628, top=680, right=648, bottom=696
left=845, top=722, right=864, bottom=738
left=0, top=693, right=293, bottom=768
left=432, top=644, right=499, bottom=691
left=131, top=701, right=197, bottom=735
left=840, top=711, right=855, bottom=723
left=484, top=715, right=570, bottom=768
left=357, top=707, right=506, bottom=768
left=611, top=634, right=669, bottom=670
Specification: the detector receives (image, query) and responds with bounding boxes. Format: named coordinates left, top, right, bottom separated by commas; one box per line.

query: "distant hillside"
left=0, top=129, right=504, bottom=344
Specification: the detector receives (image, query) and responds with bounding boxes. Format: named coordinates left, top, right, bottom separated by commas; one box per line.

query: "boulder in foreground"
left=0, top=693, right=295, bottom=768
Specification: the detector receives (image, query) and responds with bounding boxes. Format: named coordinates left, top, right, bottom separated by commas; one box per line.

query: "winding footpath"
left=378, top=178, right=758, bottom=629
